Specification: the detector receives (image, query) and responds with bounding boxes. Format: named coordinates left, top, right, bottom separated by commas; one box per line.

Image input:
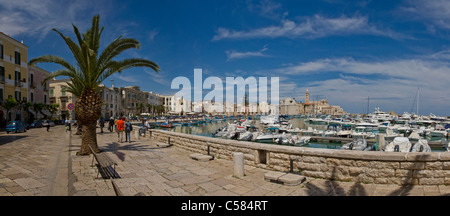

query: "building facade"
left=49, top=79, right=77, bottom=120
left=120, top=86, right=148, bottom=116
left=99, top=84, right=122, bottom=119
left=299, top=89, right=346, bottom=116
left=0, top=32, right=29, bottom=123
left=28, top=65, right=50, bottom=105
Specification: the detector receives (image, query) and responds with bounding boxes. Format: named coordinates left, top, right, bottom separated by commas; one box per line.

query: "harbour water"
left=160, top=117, right=448, bottom=152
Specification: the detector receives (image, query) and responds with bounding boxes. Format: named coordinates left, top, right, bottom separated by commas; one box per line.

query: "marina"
left=145, top=108, right=450, bottom=152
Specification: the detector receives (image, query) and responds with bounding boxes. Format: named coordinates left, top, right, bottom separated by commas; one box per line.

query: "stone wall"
left=149, top=129, right=450, bottom=185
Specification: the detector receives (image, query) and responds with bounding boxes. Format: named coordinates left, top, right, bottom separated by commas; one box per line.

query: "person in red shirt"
left=116, top=117, right=125, bottom=143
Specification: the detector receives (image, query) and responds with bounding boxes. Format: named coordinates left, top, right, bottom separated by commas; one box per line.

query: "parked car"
left=30, top=120, right=43, bottom=128
left=42, top=120, right=56, bottom=127
left=6, top=121, right=27, bottom=133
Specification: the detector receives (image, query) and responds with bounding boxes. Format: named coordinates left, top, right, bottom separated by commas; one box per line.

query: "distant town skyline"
left=2, top=0, right=450, bottom=116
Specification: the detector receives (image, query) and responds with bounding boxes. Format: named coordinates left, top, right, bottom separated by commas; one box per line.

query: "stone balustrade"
left=149, top=129, right=450, bottom=185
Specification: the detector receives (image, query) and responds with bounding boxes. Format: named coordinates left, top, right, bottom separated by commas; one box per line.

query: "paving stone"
left=264, top=171, right=286, bottom=182
left=189, top=153, right=214, bottom=162
left=278, top=173, right=306, bottom=186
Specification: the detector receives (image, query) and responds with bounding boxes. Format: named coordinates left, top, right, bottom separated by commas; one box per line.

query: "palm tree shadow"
left=304, top=167, right=368, bottom=196
left=100, top=141, right=162, bottom=162
left=388, top=153, right=432, bottom=196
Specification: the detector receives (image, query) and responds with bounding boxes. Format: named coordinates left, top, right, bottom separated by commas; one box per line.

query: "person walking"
left=116, top=117, right=125, bottom=143
left=109, top=118, right=114, bottom=132
left=125, top=118, right=133, bottom=143
left=115, top=118, right=119, bottom=138
left=65, top=119, right=70, bottom=132
left=99, top=117, right=105, bottom=133
left=46, top=120, right=50, bottom=132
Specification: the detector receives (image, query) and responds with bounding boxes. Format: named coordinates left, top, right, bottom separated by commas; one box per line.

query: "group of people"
left=98, top=117, right=150, bottom=143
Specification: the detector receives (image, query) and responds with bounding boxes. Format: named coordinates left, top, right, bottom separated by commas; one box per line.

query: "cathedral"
left=279, top=89, right=346, bottom=115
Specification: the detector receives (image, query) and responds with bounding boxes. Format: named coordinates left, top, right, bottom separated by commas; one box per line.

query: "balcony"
left=29, top=82, right=36, bottom=89
left=0, top=76, right=5, bottom=84
left=14, top=80, right=23, bottom=87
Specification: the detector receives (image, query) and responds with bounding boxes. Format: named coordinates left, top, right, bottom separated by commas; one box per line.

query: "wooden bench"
left=112, top=179, right=146, bottom=196
left=89, top=145, right=119, bottom=179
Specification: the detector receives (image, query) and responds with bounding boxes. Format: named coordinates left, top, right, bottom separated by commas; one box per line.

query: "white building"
left=99, top=84, right=121, bottom=119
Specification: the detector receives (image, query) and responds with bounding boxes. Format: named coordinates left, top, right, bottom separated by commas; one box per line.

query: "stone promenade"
left=1, top=125, right=450, bottom=196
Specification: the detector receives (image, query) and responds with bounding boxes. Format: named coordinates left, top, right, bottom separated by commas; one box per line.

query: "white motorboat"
left=430, top=125, right=447, bottom=137
left=288, top=135, right=311, bottom=146
left=256, top=128, right=284, bottom=142
left=351, top=126, right=371, bottom=139
left=237, top=126, right=261, bottom=141
left=411, top=139, right=431, bottom=152
left=408, top=130, right=421, bottom=141
left=335, top=124, right=352, bottom=138
left=274, top=133, right=293, bottom=145
left=341, top=139, right=367, bottom=151
left=260, top=115, right=279, bottom=125
left=301, top=127, right=315, bottom=136
left=384, top=137, right=412, bottom=152
left=385, top=128, right=404, bottom=140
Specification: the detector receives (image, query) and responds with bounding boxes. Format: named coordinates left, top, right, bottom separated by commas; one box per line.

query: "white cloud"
left=0, top=0, right=111, bottom=40
left=225, top=46, right=269, bottom=61
left=269, top=51, right=450, bottom=115
left=246, top=0, right=283, bottom=20
left=400, top=0, right=450, bottom=30
left=113, top=74, right=139, bottom=83
left=145, top=69, right=170, bottom=86
left=213, top=14, right=406, bottom=41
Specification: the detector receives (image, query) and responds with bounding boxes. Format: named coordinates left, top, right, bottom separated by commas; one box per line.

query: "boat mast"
left=417, top=88, right=419, bottom=116
left=367, top=96, right=370, bottom=115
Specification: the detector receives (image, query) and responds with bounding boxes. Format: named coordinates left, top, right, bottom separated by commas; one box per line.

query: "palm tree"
left=4, top=98, right=18, bottom=122
left=33, top=103, right=46, bottom=119
left=29, top=15, right=160, bottom=155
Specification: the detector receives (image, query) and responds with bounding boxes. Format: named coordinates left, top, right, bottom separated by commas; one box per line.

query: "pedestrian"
left=140, top=119, right=147, bottom=137
left=65, top=119, right=71, bottom=132
left=116, top=117, right=125, bottom=143
left=99, top=117, right=105, bottom=133
left=125, top=118, right=133, bottom=143
left=46, top=120, right=50, bottom=132
left=108, top=118, right=114, bottom=132
left=115, top=118, right=119, bottom=138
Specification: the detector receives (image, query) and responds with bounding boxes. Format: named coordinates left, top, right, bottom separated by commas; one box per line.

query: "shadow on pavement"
left=0, top=135, right=28, bottom=146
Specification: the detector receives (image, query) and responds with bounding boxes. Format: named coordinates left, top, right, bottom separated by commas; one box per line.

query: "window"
left=0, top=44, right=3, bottom=59
left=31, top=93, right=34, bottom=103
left=0, top=88, right=3, bottom=102
left=61, top=86, right=66, bottom=96
left=0, top=66, right=4, bottom=82
left=15, top=91, right=21, bottom=101
left=15, top=71, right=21, bottom=81
left=44, top=95, right=47, bottom=104
left=14, top=51, right=21, bottom=65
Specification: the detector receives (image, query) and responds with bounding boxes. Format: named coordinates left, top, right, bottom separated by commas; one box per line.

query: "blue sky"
left=1, top=0, right=450, bottom=115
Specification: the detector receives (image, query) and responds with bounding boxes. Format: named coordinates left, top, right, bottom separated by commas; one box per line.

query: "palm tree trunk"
left=76, top=89, right=102, bottom=155
left=78, top=121, right=98, bottom=155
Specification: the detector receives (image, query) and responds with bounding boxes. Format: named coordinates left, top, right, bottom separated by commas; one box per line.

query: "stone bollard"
left=376, top=134, right=386, bottom=150
left=135, top=130, right=140, bottom=140
left=233, top=152, right=244, bottom=178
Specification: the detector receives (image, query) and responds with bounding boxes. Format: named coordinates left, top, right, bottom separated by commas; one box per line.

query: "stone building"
left=0, top=32, right=29, bottom=122
left=49, top=79, right=77, bottom=120
left=299, top=89, right=346, bottom=116
left=99, top=84, right=122, bottom=119
left=280, top=98, right=300, bottom=115
left=28, top=65, right=50, bottom=105
left=120, top=86, right=148, bottom=116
